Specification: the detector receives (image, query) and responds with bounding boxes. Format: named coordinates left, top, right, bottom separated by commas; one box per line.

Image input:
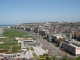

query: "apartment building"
left=61, top=39, right=80, bottom=56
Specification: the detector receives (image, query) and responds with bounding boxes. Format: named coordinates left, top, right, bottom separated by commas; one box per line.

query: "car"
left=22, top=58, right=26, bottom=60
left=17, top=54, right=20, bottom=56
left=0, top=55, right=3, bottom=57
left=13, top=55, right=16, bottom=57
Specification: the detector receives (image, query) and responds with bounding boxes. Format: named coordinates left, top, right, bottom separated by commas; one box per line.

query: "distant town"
left=0, top=21, right=80, bottom=60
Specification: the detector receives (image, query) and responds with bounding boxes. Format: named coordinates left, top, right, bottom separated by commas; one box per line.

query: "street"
left=20, top=30, right=75, bottom=59
left=25, top=31, right=63, bottom=56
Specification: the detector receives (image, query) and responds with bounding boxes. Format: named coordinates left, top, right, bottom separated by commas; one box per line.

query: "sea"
left=0, top=24, right=14, bottom=28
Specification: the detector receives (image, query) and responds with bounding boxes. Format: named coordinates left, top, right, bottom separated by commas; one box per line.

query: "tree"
left=73, top=56, right=80, bottom=60
left=63, top=53, right=68, bottom=60
left=52, top=56, right=56, bottom=60
left=45, top=56, right=50, bottom=60
left=43, top=54, right=48, bottom=56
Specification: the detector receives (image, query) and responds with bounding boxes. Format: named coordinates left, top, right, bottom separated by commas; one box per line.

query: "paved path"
left=0, top=28, right=3, bottom=35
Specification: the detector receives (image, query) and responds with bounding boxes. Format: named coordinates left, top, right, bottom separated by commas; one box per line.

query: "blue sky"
left=0, top=0, right=80, bottom=24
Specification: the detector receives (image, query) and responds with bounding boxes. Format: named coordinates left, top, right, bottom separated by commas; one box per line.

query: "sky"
left=0, top=0, right=80, bottom=24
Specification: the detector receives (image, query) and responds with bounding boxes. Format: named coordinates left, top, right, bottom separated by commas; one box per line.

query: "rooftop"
left=52, top=34, right=66, bottom=39
left=69, top=44, right=80, bottom=48
left=15, top=37, right=34, bottom=41
left=64, top=39, right=80, bottom=48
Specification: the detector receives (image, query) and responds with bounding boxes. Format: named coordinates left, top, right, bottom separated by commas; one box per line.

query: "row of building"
left=50, top=35, right=80, bottom=56
left=11, top=22, right=80, bottom=56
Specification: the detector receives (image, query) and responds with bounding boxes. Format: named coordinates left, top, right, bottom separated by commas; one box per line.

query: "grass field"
left=30, top=47, right=34, bottom=51
left=33, top=52, right=38, bottom=58
left=0, top=28, right=34, bottom=53
left=2, top=28, right=28, bottom=38
left=0, top=42, right=23, bottom=54
left=41, top=47, right=46, bottom=50
left=0, top=38, right=13, bottom=42
left=0, top=43, right=18, bottom=49
left=26, top=47, right=30, bottom=51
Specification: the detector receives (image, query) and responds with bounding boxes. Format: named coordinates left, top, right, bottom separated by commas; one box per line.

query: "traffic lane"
left=31, top=36, right=60, bottom=56
left=35, top=36, right=60, bottom=53
left=22, top=31, right=64, bottom=56
left=33, top=46, right=42, bottom=56
left=29, top=34, right=57, bottom=49
left=33, top=46, right=47, bottom=56
left=38, top=46, right=46, bottom=54
left=26, top=51, right=33, bottom=59
left=33, top=47, right=39, bottom=56
left=31, top=33, right=75, bottom=58
left=25, top=31, right=63, bottom=55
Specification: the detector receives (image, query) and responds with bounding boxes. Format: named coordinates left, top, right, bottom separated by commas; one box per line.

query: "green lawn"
left=30, top=47, right=34, bottom=51
left=41, top=47, right=46, bottom=50
left=26, top=47, right=30, bottom=51
left=11, top=45, right=21, bottom=53
left=0, top=38, right=13, bottom=42
left=0, top=28, right=35, bottom=53
left=0, top=43, right=18, bottom=49
left=33, top=52, right=38, bottom=58
left=0, top=43, right=22, bottom=54
left=73, top=57, right=80, bottom=60
left=2, top=28, right=28, bottom=38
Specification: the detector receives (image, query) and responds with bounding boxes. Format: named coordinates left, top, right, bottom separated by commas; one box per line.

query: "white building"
left=14, top=37, right=33, bottom=43
left=14, top=37, right=34, bottom=49
left=61, top=41, right=80, bottom=56
left=52, top=34, right=66, bottom=39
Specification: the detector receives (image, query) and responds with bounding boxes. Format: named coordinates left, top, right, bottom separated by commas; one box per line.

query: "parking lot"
left=0, top=46, right=47, bottom=59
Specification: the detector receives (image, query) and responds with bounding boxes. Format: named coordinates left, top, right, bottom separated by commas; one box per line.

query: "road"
left=20, top=30, right=75, bottom=59
left=33, top=46, right=46, bottom=56
left=25, top=31, right=63, bottom=56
